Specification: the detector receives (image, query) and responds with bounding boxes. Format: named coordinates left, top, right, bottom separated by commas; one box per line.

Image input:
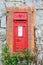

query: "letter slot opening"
left=13, top=19, right=26, bottom=22
left=16, top=20, right=26, bottom=21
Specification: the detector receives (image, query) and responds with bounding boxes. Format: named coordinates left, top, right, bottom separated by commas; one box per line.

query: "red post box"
left=12, top=12, right=28, bottom=52
left=6, top=7, right=34, bottom=54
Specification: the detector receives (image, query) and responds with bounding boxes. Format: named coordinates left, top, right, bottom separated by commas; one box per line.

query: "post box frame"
left=6, top=7, right=34, bottom=53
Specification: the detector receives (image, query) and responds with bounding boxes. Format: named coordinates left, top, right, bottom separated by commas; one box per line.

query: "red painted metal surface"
left=12, top=12, right=28, bottom=52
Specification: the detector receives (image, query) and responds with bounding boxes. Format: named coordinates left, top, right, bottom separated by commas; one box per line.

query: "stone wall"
left=0, top=0, right=43, bottom=65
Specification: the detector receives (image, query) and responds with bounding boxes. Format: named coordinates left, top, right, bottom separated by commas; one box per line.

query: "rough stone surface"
left=0, top=0, right=43, bottom=65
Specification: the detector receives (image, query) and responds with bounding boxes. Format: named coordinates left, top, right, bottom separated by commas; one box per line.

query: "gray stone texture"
left=0, top=0, right=43, bottom=65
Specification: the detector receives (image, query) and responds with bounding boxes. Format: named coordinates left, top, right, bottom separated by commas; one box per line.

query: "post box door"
left=13, top=12, right=28, bottom=52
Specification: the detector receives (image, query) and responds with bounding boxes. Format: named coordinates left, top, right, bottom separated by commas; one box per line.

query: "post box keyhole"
left=17, top=39, right=20, bottom=42
left=17, top=38, right=22, bottom=42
